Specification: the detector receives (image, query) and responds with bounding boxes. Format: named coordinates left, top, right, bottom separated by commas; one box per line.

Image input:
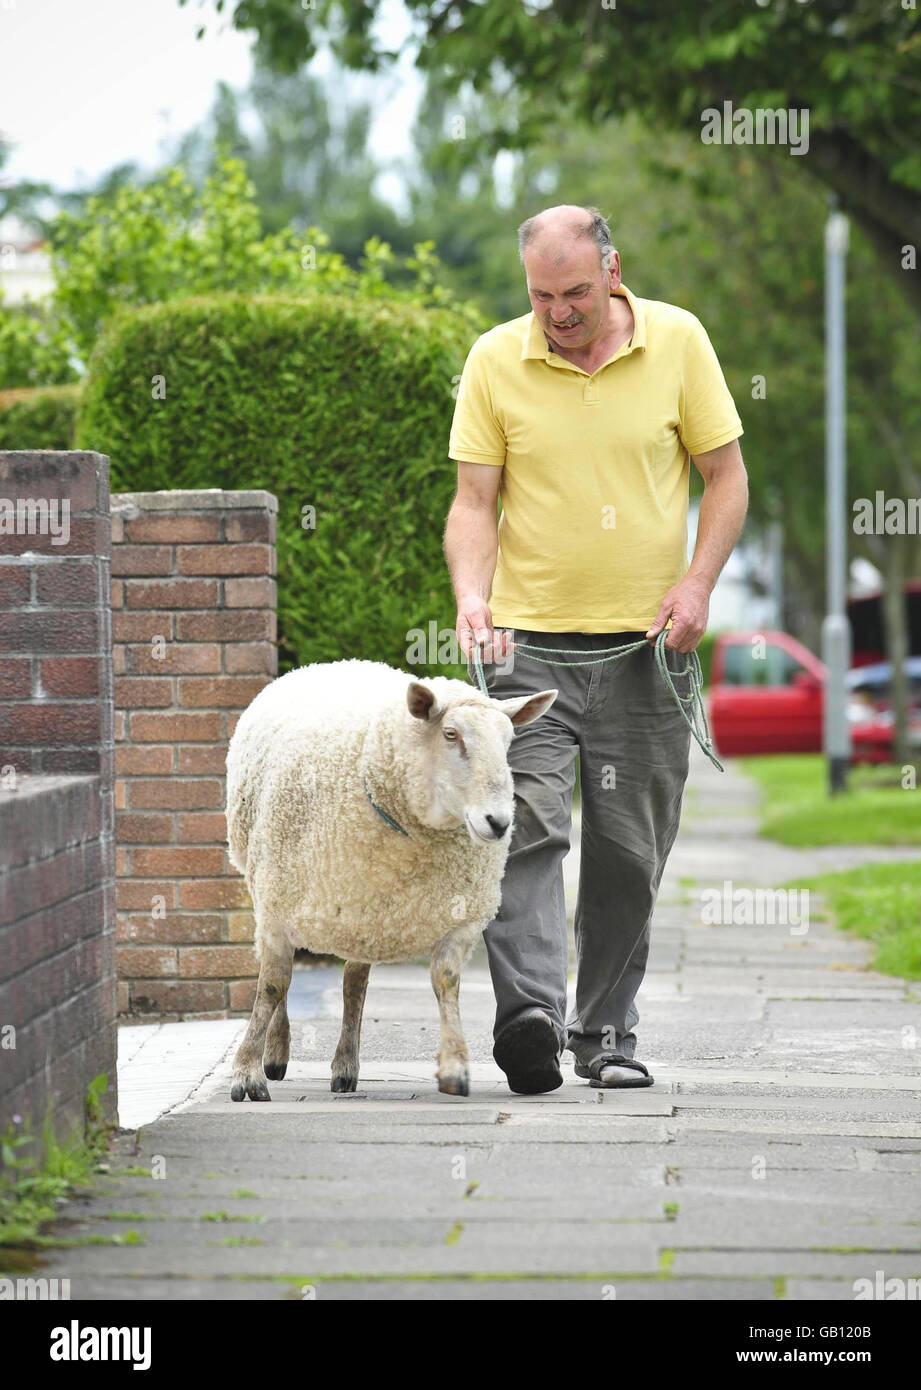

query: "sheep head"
left=405, top=680, right=558, bottom=844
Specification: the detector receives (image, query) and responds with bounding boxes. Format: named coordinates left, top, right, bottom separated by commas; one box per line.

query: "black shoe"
left=493, top=1009, right=564, bottom=1094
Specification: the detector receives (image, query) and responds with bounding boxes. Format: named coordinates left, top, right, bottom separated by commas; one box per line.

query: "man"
left=443, top=204, right=748, bottom=1093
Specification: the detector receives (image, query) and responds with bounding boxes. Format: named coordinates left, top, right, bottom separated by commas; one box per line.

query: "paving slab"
left=16, top=744, right=921, bottom=1302
left=61, top=1277, right=300, bottom=1301
left=285, top=1276, right=777, bottom=1301
left=671, top=1250, right=921, bottom=1278
left=786, top=1278, right=897, bottom=1301
left=662, top=1170, right=921, bottom=1207
left=55, top=1274, right=779, bottom=1302
left=35, top=1238, right=665, bottom=1280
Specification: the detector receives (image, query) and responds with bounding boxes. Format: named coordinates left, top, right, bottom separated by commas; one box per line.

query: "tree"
left=0, top=130, right=55, bottom=227
left=49, top=154, right=309, bottom=364
left=183, top=0, right=921, bottom=317
left=39, top=146, right=479, bottom=377
left=0, top=294, right=77, bottom=390
left=158, top=60, right=413, bottom=261
left=0, top=134, right=78, bottom=388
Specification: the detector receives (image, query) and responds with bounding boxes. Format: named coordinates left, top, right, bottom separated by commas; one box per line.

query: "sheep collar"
left=363, top=778, right=410, bottom=838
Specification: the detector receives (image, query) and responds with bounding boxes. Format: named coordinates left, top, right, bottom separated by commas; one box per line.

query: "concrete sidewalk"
left=40, top=747, right=921, bottom=1300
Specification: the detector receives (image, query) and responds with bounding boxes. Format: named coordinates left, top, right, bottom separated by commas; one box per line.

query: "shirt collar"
left=521, top=283, right=647, bottom=362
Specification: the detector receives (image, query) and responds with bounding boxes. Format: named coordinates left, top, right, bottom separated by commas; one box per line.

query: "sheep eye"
left=443, top=727, right=458, bottom=741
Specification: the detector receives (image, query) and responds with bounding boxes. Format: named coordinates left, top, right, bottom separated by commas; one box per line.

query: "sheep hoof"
left=437, top=1070, right=470, bottom=1097
left=331, top=1072, right=358, bottom=1093
left=264, top=1061, right=287, bottom=1080
left=231, top=1072, right=272, bottom=1102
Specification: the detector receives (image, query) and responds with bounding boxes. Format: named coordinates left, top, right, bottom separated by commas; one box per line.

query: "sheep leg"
left=263, top=993, right=291, bottom=1081
left=431, top=932, right=471, bottom=1097
left=331, top=961, right=371, bottom=1093
left=231, top=944, right=293, bottom=1102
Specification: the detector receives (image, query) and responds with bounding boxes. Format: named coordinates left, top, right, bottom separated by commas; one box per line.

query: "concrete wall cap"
left=111, top=490, right=278, bottom=514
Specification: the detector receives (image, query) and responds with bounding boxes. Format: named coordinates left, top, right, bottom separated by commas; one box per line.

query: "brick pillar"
left=0, top=449, right=118, bottom=1132
left=110, top=489, right=277, bottom=1020
left=0, top=451, right=114, bottom=785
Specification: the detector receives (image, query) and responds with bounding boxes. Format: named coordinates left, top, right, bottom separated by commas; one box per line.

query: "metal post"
left=822, top=210, right=851, bottom=794
left=768, top=519, right=784, bottom=629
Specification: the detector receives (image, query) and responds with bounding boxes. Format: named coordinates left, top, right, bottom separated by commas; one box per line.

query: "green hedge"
left=0, top=384, right=81, bottom=450
left=76, top=293, right=473, bottom=673
left=696, top=629, right=716, bottom=688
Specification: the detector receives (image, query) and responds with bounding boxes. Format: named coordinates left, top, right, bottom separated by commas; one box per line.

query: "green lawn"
left=788, top=861, right=921, bottom=981
left=738, top=755, right=921, bottom=847
left=738, top=754, right=921, bottom=981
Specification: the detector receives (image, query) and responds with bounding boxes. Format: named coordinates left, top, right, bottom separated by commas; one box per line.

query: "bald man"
left=444, top=205, right=747, bottom=1093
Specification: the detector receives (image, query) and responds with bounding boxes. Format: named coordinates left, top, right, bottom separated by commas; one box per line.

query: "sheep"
left=225, top=658, right=557, bottom=1098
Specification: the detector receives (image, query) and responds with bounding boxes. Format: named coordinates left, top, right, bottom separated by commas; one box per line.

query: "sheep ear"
left=407, top=682, right=440, bottom=721
left=496, top=689, right=558, bottom=726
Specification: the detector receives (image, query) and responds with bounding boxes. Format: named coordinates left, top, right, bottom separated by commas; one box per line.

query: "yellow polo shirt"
left=448, top=284, right=743, bottom=632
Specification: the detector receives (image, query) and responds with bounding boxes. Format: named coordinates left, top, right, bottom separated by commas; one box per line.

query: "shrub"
left=0, top=295, right=78, bottom=391
left=695, top=629, right=716, bottom=687
left=77, top=292, right=475, bottom=673
left=50, top=156, right=312, bottom=365
left=0, top=383, right=81, bottom=450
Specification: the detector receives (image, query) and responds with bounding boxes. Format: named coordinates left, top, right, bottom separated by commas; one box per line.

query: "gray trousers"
left=468, top=627, right=691, bottom=1070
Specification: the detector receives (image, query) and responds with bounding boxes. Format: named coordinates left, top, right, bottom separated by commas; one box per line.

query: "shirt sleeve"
left=448, top=336, right=507, bottom=466
left=677, top=315, right=743, bottom=456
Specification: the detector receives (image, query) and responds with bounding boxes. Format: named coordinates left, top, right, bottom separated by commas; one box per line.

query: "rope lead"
left=469, top=629, right=724, bottom=773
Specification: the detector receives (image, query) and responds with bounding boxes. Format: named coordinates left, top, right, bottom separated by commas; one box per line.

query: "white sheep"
left=225, top=658, right=557, bottom=1098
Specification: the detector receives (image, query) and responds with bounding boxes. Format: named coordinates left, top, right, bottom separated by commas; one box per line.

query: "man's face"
left=524, top=242, right=619, bottom=350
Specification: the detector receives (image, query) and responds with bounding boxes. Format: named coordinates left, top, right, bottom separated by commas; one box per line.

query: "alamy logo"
left=49, top=1320, right=151, bottom=1370
left=700, top=880, right=810, bottom=934
left=701, top=100, right=809, bottom=156
left=853, top=1271, right=921, bottom=1300
left=0, top=497, right=71, bottom=545
left=0, top=1276, right=70, bottom=1299
left=853, top=491, right=921, bottom=536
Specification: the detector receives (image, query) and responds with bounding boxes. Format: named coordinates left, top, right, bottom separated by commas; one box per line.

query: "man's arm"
left=444, top=461, right=515, bottom=661
left=646, top=438, right=749, bottom=652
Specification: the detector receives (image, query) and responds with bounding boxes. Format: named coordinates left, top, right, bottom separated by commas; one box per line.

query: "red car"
left=708, top=630, right=921, bottom=762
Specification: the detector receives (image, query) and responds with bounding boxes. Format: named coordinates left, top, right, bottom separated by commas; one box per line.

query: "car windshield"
left=846, top=659, right=921, bottom=704
left=721, top=643, right=809, bottom=687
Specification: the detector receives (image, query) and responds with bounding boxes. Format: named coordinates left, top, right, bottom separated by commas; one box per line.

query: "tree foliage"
left=0, top=293, right=78, bottom=389
left=46, top=150, right=479, bottom=368
left=160, top=63, right=413, bottom=260
left=186, top=0, right=921, bottom=315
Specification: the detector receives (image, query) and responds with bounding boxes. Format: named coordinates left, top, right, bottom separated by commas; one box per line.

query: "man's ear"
left=407, top=682, right=441, bottom=721
left=494, top=689, right=558, bottom=726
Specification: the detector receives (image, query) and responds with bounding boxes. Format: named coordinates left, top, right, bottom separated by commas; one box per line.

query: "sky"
left=0, top=0, right=419, bottom=201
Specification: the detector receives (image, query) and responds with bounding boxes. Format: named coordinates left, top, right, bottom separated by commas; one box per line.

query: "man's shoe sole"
left=493, top=1012, right=563, bottom=1095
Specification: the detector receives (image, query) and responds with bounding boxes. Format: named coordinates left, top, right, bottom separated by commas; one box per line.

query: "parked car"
left=844, top=657, right=921, bottom=762
left=708, top=631, right=921, bottom=761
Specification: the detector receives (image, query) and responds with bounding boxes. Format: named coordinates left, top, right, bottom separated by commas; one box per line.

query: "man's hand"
left=456, top=594, right=517, bottom=662
left=646, top=576, right=711, bottom=653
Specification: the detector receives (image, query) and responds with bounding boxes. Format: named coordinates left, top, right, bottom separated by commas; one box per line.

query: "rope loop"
left=469, top=630, right=724, bottom=772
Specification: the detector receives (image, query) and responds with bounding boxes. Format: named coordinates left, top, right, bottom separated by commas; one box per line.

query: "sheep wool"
left=226, top=659, right=511, bottom=965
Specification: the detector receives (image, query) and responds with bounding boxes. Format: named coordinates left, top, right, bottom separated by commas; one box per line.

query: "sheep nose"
left=485, top=814, right=510, bottom=840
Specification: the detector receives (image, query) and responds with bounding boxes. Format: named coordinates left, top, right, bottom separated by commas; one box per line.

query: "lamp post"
left=822, top=209, right=851, bottom=794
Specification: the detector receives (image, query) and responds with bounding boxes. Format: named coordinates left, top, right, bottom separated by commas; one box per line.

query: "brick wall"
left=110, top=490, right=277, bottom=1020
left=0, top=451, right=114, bottom=783
left=0, top=777, right=117, bottom=1142
left=0, top=449, right=117, bottom=1137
